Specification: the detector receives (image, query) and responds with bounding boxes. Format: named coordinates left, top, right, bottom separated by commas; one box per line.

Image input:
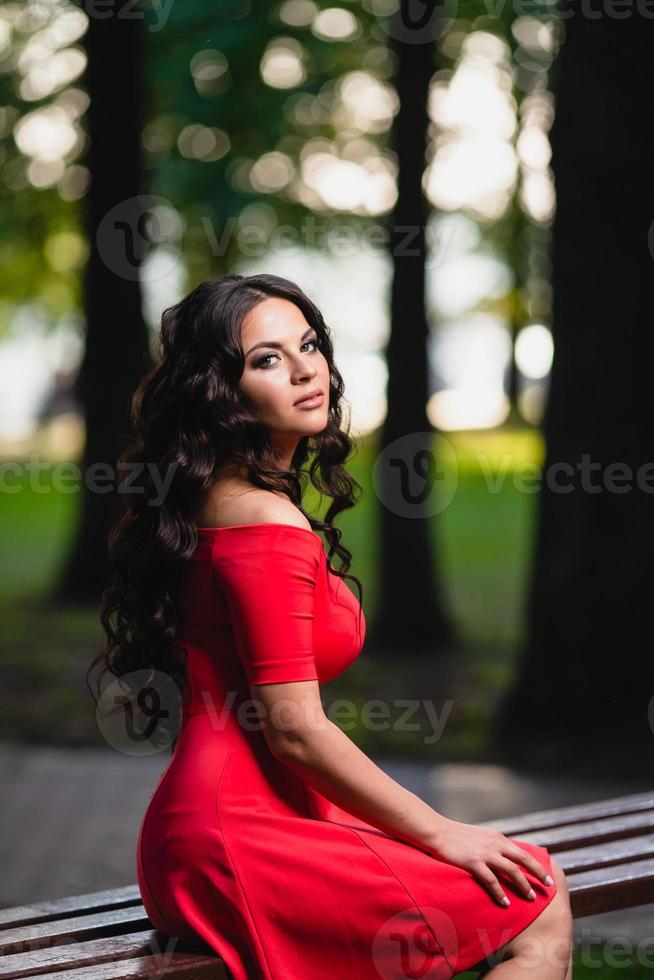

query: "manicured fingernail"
left=528, top=888, right=536, bottom=900
left=545, top=875, right=554, bottom=886
left=502, top=896, right=510, bottom=906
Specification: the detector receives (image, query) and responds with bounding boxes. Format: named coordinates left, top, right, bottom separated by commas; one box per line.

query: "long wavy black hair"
left=87, top=272, right=364, bottom=705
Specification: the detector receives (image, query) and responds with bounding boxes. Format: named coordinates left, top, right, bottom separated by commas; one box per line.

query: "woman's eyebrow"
left=245, top=326, right=316, bottom=358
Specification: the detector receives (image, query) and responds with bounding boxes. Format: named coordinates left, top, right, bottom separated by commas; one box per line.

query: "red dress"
left=137, top=523, right=558, bottom=979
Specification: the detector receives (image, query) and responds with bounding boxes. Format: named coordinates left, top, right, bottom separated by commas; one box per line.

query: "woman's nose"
left=294, top=361, right=317, bottom=382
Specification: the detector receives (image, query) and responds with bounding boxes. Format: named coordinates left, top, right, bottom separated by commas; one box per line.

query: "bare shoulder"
left=199, top=484, right=312, bottom=532
left=247, top=493, right=313, bottom=531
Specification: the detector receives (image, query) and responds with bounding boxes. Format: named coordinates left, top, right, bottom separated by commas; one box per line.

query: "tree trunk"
left=494, top=10, right=654, bottom=772
left=369, top=3, right=456, bottom=659
left=54, top=6, right=151, bottom=604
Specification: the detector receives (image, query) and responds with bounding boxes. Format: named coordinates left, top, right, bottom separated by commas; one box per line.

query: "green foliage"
left=0, top=7, right=83, bottom=330
left=0, top=0, right=558, bottom=334
left=142, top=0, right=394, bottom=283
left=0, top=0, right=398, bottom=317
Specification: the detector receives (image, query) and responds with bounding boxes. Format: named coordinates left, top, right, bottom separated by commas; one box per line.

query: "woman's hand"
left=422, top=817, right=555, bottom=908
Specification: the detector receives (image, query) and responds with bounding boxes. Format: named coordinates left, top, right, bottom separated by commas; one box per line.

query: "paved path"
left=0, top=742, right=651, bottom=958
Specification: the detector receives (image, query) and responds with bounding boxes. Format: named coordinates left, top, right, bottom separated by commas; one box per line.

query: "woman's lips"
left=294, top=392, right=325, bottom=410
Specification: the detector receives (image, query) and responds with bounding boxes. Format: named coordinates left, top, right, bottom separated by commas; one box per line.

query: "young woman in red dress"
left=91, top=273, right=573, bottom=979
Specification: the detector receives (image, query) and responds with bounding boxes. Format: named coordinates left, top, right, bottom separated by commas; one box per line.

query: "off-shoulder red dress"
left=136, top=523, right=558, bottom=980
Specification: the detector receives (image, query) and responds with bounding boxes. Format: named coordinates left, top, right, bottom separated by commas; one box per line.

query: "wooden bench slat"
left=499, top=810, right=654, bottom=851
left=0, top=930, right=223, bottom=980
left=566, top=857, right=654, bottom=917
left=0, top=888, right=142, bottom=930
left=0, top=909, right=149, bottom=957
left=0, top=929, right=152, bottom=979
left=484, top=790, right=654, bottom=835
left=556, top=833, right=654, bottom=874
left=25, top=951, right=228, bottom=979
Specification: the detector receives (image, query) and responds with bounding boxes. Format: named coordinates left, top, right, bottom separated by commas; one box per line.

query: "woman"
left=90, top=272, right=573, bottom=979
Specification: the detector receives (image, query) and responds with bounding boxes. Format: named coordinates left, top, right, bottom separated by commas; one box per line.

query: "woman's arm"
left=253, top=679, right=555, bottom=908
left=269, top=690, right=446, bottom=848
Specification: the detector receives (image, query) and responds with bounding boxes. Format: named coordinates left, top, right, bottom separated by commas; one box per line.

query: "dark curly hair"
left=87, top=272, right=364, bottom=707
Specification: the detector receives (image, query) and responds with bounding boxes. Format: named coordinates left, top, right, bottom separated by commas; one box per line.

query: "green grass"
left=0, top=453, right=78, bottom=600
left=569, top=956, right=654, bottom=978
left=0, top=427, right=545, bottom=746
left=459, top=953, right=654, bottom=978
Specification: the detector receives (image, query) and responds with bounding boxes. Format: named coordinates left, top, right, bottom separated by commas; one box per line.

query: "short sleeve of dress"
left=210, top=526, right=322, bottom=686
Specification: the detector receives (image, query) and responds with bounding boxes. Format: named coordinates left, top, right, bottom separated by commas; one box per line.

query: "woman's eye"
left=255, top=338, right=319, bottom=369
left=256, top=353, right=278, bottom=369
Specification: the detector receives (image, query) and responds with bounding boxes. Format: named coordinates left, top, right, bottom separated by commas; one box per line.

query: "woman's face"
left=238, top=296, right=331, bottom=442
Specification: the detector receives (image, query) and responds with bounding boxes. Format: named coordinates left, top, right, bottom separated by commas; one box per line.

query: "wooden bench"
left=0, top=790, right=652, bottom=978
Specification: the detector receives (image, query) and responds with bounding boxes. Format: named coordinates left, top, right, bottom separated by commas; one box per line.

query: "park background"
left=1, top=0, right=653, bottom=975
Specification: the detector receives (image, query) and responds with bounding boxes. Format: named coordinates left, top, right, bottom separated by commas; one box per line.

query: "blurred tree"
left=495, top=9, right=654, bottom=769
left=369, top=2, right=456, bottom=657
left=55, top=3, right=151, bottom=601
